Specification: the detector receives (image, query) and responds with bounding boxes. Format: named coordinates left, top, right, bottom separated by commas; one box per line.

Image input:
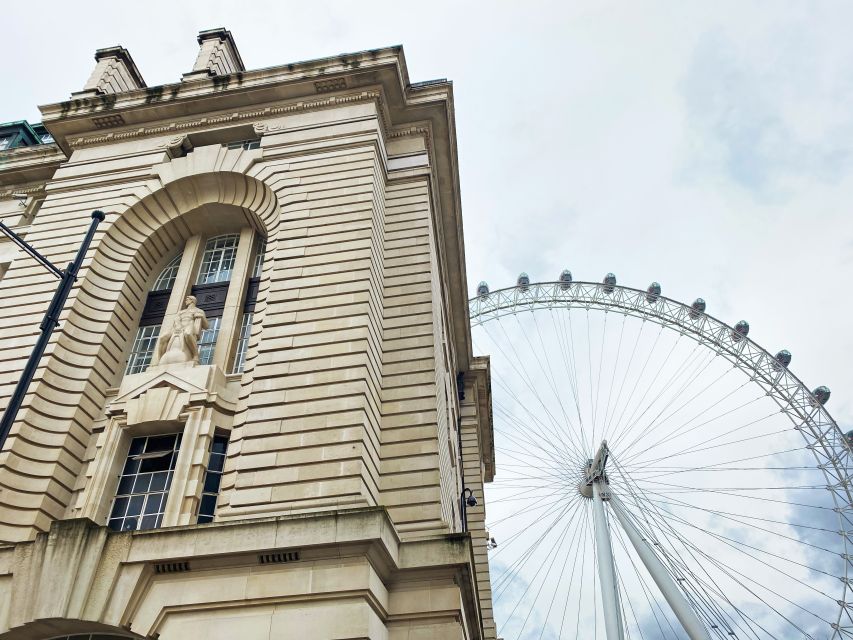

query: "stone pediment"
left=107, top=363, right=237, bottom=425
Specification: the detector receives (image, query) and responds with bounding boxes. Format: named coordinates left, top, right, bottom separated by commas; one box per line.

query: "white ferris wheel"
left=470, top=272, right=851, bottom=640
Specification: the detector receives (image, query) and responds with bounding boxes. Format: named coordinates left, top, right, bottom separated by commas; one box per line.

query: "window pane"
left=125, top=324, right=161, bottom=375
left=107, top=434, right=181, bottom=532
left=232, top=312, right=253, bottom=373
left=126, top=494, right=144, bottom=517
left=116, top=475, right=134, bottom=495
left=152, top=253, right=182, bottom=291
left=252, top=240, right=266, bottom=278
left=196, top=235, right=239, bottom=285
left=150, top=471, right=169, bottom=492
left=144, top=493, right=162, bottom=514
left=197, top=435, right=229, bottom=523
left=146, top=434, right=177, bottom=452
left=198, top=316, right=221, bottom=365
left=139, top=453, right=172, bottom=473
left=110, top=496, right=129, bottom=519
left=131, top=474, right=151, bottom=494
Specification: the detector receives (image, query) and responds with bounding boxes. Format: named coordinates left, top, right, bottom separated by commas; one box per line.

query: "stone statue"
left=156, top=296, right=209, bottom=366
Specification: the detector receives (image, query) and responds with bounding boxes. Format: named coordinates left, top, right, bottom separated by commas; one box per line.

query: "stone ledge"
left=0, top=509, right=482, bottom=638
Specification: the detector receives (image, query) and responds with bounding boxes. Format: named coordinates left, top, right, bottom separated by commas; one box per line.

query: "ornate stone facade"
left=0, top=30, right=496, bottom=640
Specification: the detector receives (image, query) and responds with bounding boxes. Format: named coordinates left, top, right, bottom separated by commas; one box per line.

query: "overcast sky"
left=3, top=1, right=851, bottom=427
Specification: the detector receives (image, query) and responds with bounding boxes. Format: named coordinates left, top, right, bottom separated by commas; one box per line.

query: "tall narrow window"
left=126, top=325, right=161, bottom=374
left=196, top=235, right=239, bottom=285
left=197, top=435, right=228, bottom=523
left=252, top=239, right=266, bottom=278
left=232, top=313, right=253, bottom=373
left=108, top=434, right=181, bottom=531
left=125, top=253, right=182, bottom=375
left=198, top=317, right=221, bottom=365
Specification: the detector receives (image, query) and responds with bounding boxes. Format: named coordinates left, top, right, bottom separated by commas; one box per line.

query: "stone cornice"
left=67, top=90, right=383, bottom=149
left=0, top=145, right=66, bottom=189
left=39, top=47, right=408, bottom=151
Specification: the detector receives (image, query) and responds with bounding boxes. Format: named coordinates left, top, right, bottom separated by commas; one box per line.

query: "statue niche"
left=155, top=295, right=209, bottom=366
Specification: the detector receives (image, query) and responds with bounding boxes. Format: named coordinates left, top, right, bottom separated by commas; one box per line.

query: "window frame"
left=196, top=234, right=239, bottom=285
left=107, top=433, right=182, bottom=532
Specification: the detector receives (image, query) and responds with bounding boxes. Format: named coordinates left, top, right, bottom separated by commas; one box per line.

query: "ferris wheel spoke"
left=510, top=500, right=587, bottom=639
left=630, top=484, right=842, bottom=587
left=530, top=310, right=589, bottom=451
left=605, top=322, right=668, bottom=448
left=555, top=505, right=590, bottom=640
left=486, top=491, right=576, bottom=534
left=490, top=375, right=580, bottom=466
left=614, top=346, right=717, bottom=455
left=598, top=313, right=629, bottom=451
left=493, top=401, right=587, bottom=471
left=623, top=408, right=783, bottom=469
left=608, top=337, right=703, bottom=451
left=531, top=502, right=587, bottom=640
left=512, top=313, right=588, bottom=455
left=494, top=424, right=578, bottom=478
left=601, top=315, right=650, bottom=444
left=549, top=307, right=589, bottom=445
left=493, top=498, right=581, bottom=610
left=618, top=374, right=754, bottom=462
left=479, top=326, right=587, bottom=461
left=629, top=426, right=803, bottom=468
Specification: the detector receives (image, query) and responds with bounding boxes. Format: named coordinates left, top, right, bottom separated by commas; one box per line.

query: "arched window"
left=124, top=233, right=265, bottom=375
left=125, top=254, right=182, bottom=374
left=196, top=234, right=239, bottom=284
left=151, top=252, right=182, bottom=291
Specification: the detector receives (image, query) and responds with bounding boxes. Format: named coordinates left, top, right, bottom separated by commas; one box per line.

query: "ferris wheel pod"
left=731, top=320, right=750, bottom=341
left=476, top=281, right=490, bottom=298
left=846, top=430, right=853, bottom=448
left=646, top=281, right=661, bottom=303
left=774, top=349, right=792, bottom=369
left=812, top=385, right=831, bottom=406
left=559, top=269, right=573, bottom=290
left=517, top=272, right=530, bottom=291
left=603, top=272, right=617, bottom=294
left=689, top=297, right=706, bottom=319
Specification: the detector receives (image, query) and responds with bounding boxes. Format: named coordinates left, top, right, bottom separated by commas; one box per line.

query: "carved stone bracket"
left=107, top=363, right=237, bottom=425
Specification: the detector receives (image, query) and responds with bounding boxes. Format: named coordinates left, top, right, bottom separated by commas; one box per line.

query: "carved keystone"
left=183, top=27, right=245, bottom=80
left=78, top=46, right=146, bottom=96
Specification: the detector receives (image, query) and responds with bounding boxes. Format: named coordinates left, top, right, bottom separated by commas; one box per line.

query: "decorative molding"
left=158, top=134, right=186, bottom=149
left=314, top=78, right=347, bottom=93
left=0, top=183, right=46, bottom=200
left=69, top=90, right=382, bottom=149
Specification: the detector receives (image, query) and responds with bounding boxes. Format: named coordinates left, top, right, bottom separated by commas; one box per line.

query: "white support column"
left=592, top=480, right=625, bottom=640
left=610, top=496, right=712, bottom=640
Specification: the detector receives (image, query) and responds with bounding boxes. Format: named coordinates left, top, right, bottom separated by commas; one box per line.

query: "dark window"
left=197, top=435, right=228, bottom=523
left=226, top=139, right=261, bottom=150
left=108, top=434, right=181, bottom=531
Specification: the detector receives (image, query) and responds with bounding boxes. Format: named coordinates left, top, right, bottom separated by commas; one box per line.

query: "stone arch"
left=1, top=170, right=280, bottom=541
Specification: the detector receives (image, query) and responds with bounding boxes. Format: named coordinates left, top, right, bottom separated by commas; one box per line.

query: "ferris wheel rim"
left=469, top=279, right=853, bottom=639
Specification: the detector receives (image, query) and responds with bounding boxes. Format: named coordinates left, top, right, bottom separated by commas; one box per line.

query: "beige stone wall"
left=0, top=42, right=494, bottom=639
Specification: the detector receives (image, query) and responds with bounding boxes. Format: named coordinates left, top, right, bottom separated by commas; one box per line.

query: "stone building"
left=0, top=29, right=496, bottom=640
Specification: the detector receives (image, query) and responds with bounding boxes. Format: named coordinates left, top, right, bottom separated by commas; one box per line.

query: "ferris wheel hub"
left=579, top=440, right=611, bottom=499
